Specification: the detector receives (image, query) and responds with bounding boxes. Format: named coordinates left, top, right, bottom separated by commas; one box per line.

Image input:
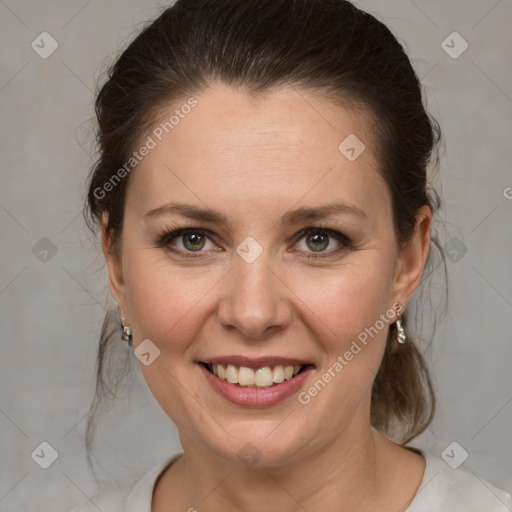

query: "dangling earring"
left=395, top=302, right=406, bottom=344
left=121, top=325, right=133, bottom=344
left=119, top=307, right=133, bottom=346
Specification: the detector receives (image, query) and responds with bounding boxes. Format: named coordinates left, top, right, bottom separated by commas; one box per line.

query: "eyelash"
left=155, top=224, right=354, bottom=260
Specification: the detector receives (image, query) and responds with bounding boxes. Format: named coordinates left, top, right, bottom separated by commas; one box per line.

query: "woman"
left=72, top=0, right=512, bottom=510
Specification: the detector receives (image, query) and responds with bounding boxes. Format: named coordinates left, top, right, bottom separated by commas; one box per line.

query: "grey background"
left=1, top=0, right=511, bottom=510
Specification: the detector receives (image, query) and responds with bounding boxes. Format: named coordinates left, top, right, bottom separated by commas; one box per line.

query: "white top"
left=70, top=450, right=512, bottom=512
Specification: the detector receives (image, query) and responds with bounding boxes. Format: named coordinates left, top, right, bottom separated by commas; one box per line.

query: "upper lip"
left=200, top=356, right=314, bottom=369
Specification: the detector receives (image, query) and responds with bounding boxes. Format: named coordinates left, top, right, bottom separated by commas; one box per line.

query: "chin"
left=196, top=419, right=314, bottom=469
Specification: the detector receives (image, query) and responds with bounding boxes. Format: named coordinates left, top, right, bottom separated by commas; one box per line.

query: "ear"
left=392, top=205, right=432, bottom=308
left=101, top=212, right=127, bottom=315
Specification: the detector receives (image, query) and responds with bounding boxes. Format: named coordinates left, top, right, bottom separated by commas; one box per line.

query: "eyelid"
left=158, top=226, right=220, bottom=251
left=156, top=224, right=353, bottom=259
left=291, top=226, right=352, bottom=246
left=289, top=227, right=353, bottom=259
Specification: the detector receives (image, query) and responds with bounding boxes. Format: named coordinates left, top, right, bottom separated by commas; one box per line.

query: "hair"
left=82, top=0, right=448, bottom=471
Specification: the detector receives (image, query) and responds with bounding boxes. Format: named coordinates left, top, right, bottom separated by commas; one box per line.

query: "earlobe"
left=392, top=205, right=432, bottom=307
left=101, top=212, right=126, bottom=310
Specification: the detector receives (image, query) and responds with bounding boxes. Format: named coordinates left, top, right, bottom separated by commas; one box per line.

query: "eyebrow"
left=144, top=201, right=368, bottom=227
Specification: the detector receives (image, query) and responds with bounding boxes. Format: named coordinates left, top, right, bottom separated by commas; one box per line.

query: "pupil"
left=182, top=232, right=329, bottom=253
left=184, top=233, right=204, bottom=251
left=308, top=232, right=328, bottom=252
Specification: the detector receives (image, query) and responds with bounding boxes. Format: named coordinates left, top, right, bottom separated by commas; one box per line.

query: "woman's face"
left=104, top=83, right=431, bottom=466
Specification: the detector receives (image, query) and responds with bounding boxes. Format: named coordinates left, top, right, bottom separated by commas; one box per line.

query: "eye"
left=155, top=225, right=353, bottom=259
left=157, top=227, right=217, bottom=256
left=292, top=227, right=353, bottom=259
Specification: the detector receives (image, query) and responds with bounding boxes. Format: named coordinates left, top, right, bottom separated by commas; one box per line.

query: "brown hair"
left=83, top=0, right=447, bottom=469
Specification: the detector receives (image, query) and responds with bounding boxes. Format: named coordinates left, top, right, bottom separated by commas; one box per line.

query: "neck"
left=156, top=421, right=409, bottom=512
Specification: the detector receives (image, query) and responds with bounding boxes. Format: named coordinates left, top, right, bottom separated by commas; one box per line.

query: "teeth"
left=225, top=364, right=238, bottom=384
left=273, top=365, right=285, bottom=383
left=254, top=367, right=273, bottom=387
left=238, top=366, right=255, bottom=386
left=284, top=365, right=294, bottom=380
left=208, top=363, right=303, bottom=387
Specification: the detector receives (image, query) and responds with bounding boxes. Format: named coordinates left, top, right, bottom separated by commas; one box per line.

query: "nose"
left=217, top=246, right=292, bottom=340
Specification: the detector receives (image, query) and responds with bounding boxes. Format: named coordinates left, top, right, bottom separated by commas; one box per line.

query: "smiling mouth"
left=200, top=362, right=312, bottom=388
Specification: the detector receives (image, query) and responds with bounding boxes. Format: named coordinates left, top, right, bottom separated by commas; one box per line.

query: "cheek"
left=124, top=246, right=395, bottom=355
left=289, top=256, right=395, bottom=408
left=123, top=253, right=222, bottom=351
left=290, top=256, right=395, bottom=348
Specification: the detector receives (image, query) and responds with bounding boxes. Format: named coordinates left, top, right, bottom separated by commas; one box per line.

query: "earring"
left=395, top=302, right=406, bottom=344
left=121, top=325, right=133, bottom=344
left=119, top=308, right=133, bottom=346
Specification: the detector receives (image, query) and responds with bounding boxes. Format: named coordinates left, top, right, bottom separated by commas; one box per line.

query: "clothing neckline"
left=402, top=448, right=436, bottom=509
left=126, top=448, right=432, bottom=511
left=124, top=453, right=183, bottom=512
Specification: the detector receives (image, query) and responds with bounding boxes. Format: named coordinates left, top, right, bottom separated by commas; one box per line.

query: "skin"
left=102, top=82, right=432, bottom=511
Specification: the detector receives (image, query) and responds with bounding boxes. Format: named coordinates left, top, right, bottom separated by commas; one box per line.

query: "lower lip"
left=199, top=364, right=314, bottom=407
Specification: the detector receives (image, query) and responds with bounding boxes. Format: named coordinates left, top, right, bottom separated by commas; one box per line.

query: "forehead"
left=127, top=83, right=389, bottom=223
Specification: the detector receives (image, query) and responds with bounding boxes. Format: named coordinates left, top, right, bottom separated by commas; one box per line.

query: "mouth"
left=199, top=361, right=315, bottom=389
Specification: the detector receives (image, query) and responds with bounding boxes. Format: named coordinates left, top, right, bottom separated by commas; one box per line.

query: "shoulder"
left=407, top=450, right=512, bottom=512
left=68, top=454, right=182, bottom=512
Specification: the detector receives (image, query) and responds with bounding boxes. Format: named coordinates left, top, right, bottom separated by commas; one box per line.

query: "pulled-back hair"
left=83, top=0, right=447, bottom=469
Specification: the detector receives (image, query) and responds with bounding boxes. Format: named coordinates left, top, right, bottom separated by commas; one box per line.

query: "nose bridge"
left=218, top=238, right=290, bottom=338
